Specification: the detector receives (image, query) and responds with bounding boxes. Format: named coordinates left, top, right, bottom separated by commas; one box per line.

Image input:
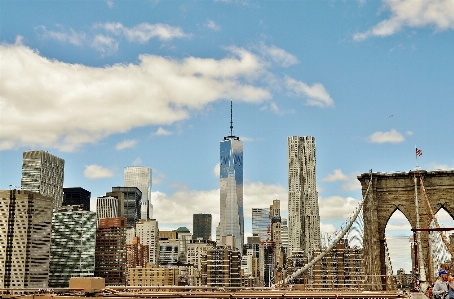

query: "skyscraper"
left=192, top=213, right=212, bottom=240
left=0, top=190, right=53, bottom=288
left=252, top=208, right=270, bottom=241
left=124, top=166, right=152, bottom=220
left=111, top=187, right=142, bottom=228
left=219, top=101, right=244, bottom=250
left=21, top=150, right=65, bottom=211
left=63, top=187, right=91, bottom=211
left=287, top=136, right=320, bottom=257
left=49, top=205, right=97, bottom=287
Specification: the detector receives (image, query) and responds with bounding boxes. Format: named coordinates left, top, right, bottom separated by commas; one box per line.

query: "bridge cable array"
left=274, top=171, right=373, bottom=288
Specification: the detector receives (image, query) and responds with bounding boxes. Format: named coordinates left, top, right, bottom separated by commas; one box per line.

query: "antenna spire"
left=230, top=100, right=233, bottom=136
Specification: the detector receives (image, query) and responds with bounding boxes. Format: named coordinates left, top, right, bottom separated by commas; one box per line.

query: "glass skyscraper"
left=219, top=101, right=244, bottom=250
left=252, top=208, right=270, bottom=241
left=124, top=166, right=152, bottom=220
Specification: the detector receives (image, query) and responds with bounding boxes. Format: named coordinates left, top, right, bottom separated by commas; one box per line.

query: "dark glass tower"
left=193, top=213, right=212, bottom=240
left=63, top=187, right=91, bottom=211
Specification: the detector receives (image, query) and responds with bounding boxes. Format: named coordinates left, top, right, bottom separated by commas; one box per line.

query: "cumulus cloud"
left=0, top=43, right=272, bottom=151
left=259, top=43, right=298, bottom=67
left=323, top=169, right=348, bottom=182
left=84, top=164, right=115, bottom=179
left=426, top=162, right=454, bottom=170
left=213, top=163, right=220, bottom=177
left=132, top=157, right=142, bottom=166
left=354, top=0, right=454, bottom=41
left=151, top=181, right=286, bottom=236
left=367, top=128, right=405, bottom=143
left=206, top=20, right=220, bottom=31
left=286, top=77, right=334, bottom=108
left=115, top=139, right=137, bottom=150
left=37, top=25, right=86, bottom=46
left=152, top=127, right=173, bottom=136
left=322, top=169, right=362, bottom=191
left=319, top=196, right=360, bottom=220
left=91, top=34, right=119, bottom=55
left=99, top=22, right=189, bottom=43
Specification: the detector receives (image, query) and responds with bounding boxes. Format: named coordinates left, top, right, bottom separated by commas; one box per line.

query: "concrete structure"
left=49, top=205, right=97, bottom=288
left=0, top=190, right=53, bottom=288
left=95, top=218, right=127, bottom=286
left=63, top=187, right=91, bottom=211
left=219, top=102, right=244, bottom=251
left=69, top=277, right=105, bottom=292
left=358, top=170, right=454, bottom=291
left=126, top=237, right=149, bottom=283
left=128, top=264, right=178, bottom=286
left=21, top=150, right=65, bottom=211
left=159, top=239, right=179, bottom=265
left=287, top=136, right=320, bottom=256
left=187, top=239, right=216, bottom=271
left=124, top=166, right=152, bottom=220
left=252, top=208, right=270, bottom=241
left=192, top=214, right=212, bottom=240
left=96, top=196, right=119, bottom=220
left=281, top=218, right=289, bottom=254
left=135, top=219, right=160, bottom=266
left=203, top=246, right=241, bottom=287
left=111, top=187, right=142, bottom=228
left=260, top=240, right=276, bottom=287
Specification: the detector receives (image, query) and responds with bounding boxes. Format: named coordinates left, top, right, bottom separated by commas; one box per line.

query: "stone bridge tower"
left=358, top=170, right=454, bottom=291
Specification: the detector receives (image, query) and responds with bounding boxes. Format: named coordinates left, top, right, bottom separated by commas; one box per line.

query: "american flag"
left=416, top=148, right=422, bottom=156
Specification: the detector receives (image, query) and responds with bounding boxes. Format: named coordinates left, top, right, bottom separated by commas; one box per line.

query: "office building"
left=135, top=219, right=160, bottom=266
left=128, top=264, right=178, bottom=286
left=159, top=239, right=179, bottom=265
left=63, top=187, right=91, bottom=211
left=95, top=218, right=127, bottom=286
left=252, top=208, right=270, bottom=241
left=186, top=239, right=216, bottom=271
left=124, top=166, right=152, bottom=220
left=177, top=227, right=192, bottom=263
left=21, top=150, right=65, bottom=211
left=49, top=205, right=97, bottom=287
left=0, top=190, right=53, bottom=288
left=111, top=187, right=141, bottom=228
left=96, top=196, right=119, bottom=220
left=287, top=136, right=321, bottom=256
left=219, top=101, right=244, bottom=251
left=192, top=213, right=212, bottom=240
left=126, top=237, right=149, bottom=283
left=281, top=218, right=289, bottom=254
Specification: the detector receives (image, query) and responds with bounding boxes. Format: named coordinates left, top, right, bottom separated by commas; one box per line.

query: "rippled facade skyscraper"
left=219, top=102, right=244, bottom=250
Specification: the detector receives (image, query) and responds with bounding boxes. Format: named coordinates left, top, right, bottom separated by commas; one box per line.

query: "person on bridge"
left=433, top=270, right=449, bottom=299
left=448, top=274, right=454, bottom=299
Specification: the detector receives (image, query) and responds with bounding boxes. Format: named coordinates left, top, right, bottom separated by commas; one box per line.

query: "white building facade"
left=135, top=219, right=160, bottom=266
left=124, top=166, right=152, bottom=220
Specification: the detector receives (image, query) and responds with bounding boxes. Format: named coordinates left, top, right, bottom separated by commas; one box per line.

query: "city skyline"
left=1, top=1, right=454, bottom=273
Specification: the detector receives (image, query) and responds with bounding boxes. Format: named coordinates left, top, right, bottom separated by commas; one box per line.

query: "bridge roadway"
left=1, top=289, right=408, bottom=299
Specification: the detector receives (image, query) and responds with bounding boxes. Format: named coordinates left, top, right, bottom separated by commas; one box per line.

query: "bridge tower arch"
left=358, top=170, right=454, bottom=291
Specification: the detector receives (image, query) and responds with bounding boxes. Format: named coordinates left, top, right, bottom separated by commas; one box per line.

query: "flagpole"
left=415, top=145, right=418, bottom=169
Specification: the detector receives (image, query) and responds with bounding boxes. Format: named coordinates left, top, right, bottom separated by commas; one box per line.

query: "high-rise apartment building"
left=135, top=219, right=160, bottom=266
left=203, top=246, right=241, bottom=287
left=111, top=187, right=141, bottom=228
left=63, top=187, right=91, bottom=211
left=124, top=166, right=152, bottom=220
left=176, top=227, right=192, bottom=263
left=192, top=214, right=212, bottom=240
left=21, top=150, right=65, bottom=211
left=49, top=205, right=97, bottom=287
left=219, top=102, right=244, bottom=250
left=281, top=218, right=289, bottom=254
left=126, top=237, right=149, bottom=283
left=0, top=190, right=53, bottom=288
left=252, top=208, right=270, bottom=241
left=287, top=136, right=321, bottom=256
left=95, top=218, right=127, bottom=286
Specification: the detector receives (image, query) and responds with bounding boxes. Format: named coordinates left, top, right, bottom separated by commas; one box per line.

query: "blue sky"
left=1, top=0, right=454, bottom=273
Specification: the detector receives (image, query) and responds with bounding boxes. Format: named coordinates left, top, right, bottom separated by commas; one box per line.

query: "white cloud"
left=213, top=163, right=220, bottom=177
left=286, top=77, right=334, bottom=108
left=260, top=101, right=295, bottom=115
left=84, top=164, right=114, bottom=179
left=322, top=169, right=361, bottom=191
left=320, top=222, right=337, bottom=234
left=152, top=127, right=173, bottom=136
left=206, top=20, right=220, bottom=31
left=426, top=162, right=453, bottom=170
left=37, top=25, right=86, bottom=46
left=354, top=0, right=454, bottom=41
left=115, top=139, right=137, bottom=150
left=0, top=43, right=271, bottom=151
left=91, top=34, right=119, bottom=55
left=132, top=157, right=142, bottom=166
left=406, top=130, right=414, bottom=136
left=106, top=0, right=114, bottom=8
left=323, top=169, right=348, bottom=182
left=367, top=128, right=405, bottom=143
left=99, top=22, right=189, bottom=43
left=319, top=196, right=360, bottom=220
left=259, top=43, right=298, bottom=67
